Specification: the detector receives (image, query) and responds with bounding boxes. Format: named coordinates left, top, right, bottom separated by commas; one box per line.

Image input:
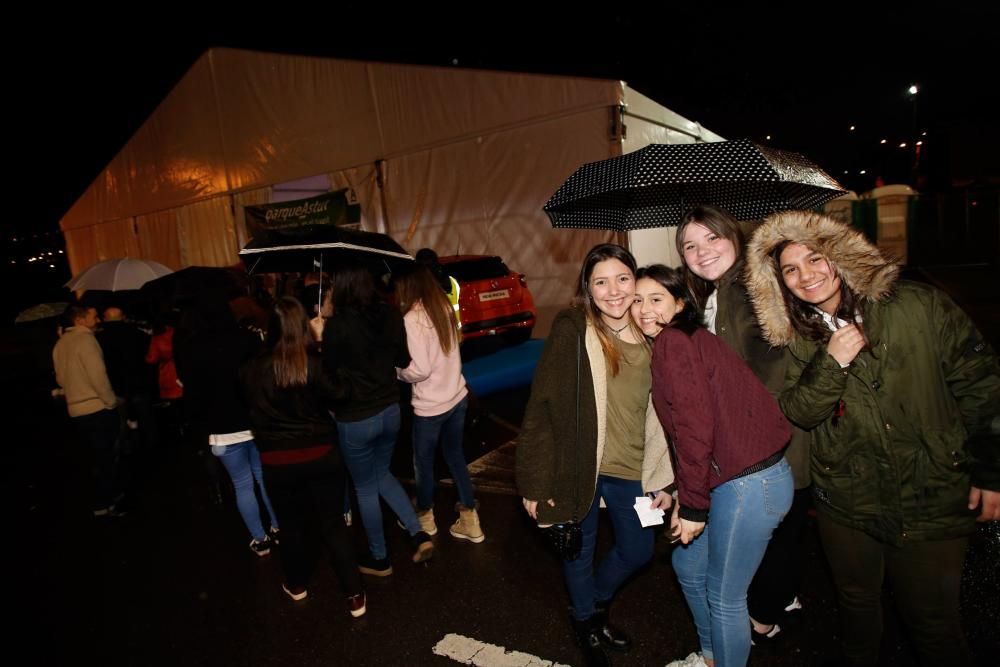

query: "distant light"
left=765, top=135, right=771, bottom=140
left=849, top=125, right=856, bottom=131
left=860, top=170, right=867, bottom=175
left=843, top=170, right=849, bottom=174
left=48, top=264, right=55, bottom=269
left=880, top=139, right=887, bottom=144
left=899, top=142, right=907, bottom=148
left=451, top=58, right=459, bottom=66
left=971, top=201, right=978, bottom=207
left=58, top=250, right=64, bottom=254
left=921, top=131, right=927, bottom=136
left=9, top=260, right=15, bottom=265
left=908, top=85, right=919, bottom=95
left=916, top=141, right=923, bottom=146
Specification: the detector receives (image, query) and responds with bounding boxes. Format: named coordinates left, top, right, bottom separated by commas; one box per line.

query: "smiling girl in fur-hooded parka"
left=744, top=209, right=1000, bottom=666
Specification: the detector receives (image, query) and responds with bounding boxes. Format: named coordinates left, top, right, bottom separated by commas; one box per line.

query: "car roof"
left=438, top=254, right=498, bottom=264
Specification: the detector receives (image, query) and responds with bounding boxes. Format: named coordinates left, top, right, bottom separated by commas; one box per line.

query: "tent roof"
left=60, top=48, right=630, bottom=232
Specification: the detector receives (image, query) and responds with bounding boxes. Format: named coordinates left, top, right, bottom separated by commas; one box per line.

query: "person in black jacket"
left=174, top=293, right=279, bottom=556
left=242, top=297, right=366, bottom=616
left=315, top=260, right=432, bottom=576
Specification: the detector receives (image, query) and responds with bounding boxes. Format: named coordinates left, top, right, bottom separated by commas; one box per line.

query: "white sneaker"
left=665, top=652, right=708, bottom=667
left=784, top=596, right=803, bottom=613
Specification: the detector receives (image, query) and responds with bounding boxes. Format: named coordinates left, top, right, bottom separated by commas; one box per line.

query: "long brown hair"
left=396, top=265, right=457, bottom=355
left=573, top=243, right=641, bottom=377
left=769, top=241, right=867, bottom=345
left=675, top=205, right=746, bottom=308
left=268, top=297, right=311, bottom=387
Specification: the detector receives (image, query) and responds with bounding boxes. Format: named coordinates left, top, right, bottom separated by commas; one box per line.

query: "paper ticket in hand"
left=633, top=496, right=665, bottom=527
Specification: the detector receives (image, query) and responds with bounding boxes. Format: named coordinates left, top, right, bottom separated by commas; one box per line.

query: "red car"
left=439, top=255, right=536, bottom=343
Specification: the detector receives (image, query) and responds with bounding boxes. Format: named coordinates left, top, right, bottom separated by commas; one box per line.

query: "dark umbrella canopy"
left=238, top=225, right=413, bottom=275
left=140, top=266, right=250, bottom=305
left=543, top=138, right=846, bottom=231
left=14, top=302, right=69, bottom=324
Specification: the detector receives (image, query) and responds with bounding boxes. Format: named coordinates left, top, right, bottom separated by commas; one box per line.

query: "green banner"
left=244, top=189, right=361, bottom=242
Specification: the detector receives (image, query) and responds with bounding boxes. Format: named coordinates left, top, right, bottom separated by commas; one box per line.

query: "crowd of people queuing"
left=52, top=209, right=998, bottom=666
left=53, top=254, right=480, bottom=620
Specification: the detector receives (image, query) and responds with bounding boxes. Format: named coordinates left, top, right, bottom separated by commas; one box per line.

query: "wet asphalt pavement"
left=9, top=264, right=1000, bottom=666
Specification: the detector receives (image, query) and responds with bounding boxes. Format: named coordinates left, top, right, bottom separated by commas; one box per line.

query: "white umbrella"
left=66, top=258, right=174, bottom=291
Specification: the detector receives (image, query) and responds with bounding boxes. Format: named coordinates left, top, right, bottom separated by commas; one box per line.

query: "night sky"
left=4, top=7, right=998, bottom=314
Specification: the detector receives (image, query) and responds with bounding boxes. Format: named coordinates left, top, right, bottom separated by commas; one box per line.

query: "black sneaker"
left=358, top=553, right=393, bottom=577
left=249, top=537, right=272, bottom=557
left=410, top=531, right=434, bottom=563
left=93, top=504, right=127, bottom=518
left=750, top=623, right=781, bottom=647
left=282, top=583, right=308, bottom=601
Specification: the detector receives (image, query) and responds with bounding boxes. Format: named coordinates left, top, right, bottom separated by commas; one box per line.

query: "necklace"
left=608, top=322, right=629, bottom=337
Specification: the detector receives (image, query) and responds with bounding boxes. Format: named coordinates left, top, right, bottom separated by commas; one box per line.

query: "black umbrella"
left=140, top=266, right=250, bottom=305
left=238, top=225, right=413, bottom=276
left=543, top=138, right=846, bottom=231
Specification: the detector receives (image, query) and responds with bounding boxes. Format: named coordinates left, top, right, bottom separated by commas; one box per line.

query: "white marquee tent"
left=59, top=48, right=723, bottom=333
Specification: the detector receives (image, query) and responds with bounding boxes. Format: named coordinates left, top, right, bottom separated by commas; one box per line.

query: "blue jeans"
left=413, top=396, right=475, bottom=510
left=212, top=440, right=279, bottom=541
left=564, top=475, right=655, bottom=620
left=338, top=403, right=420, bottom=559
left=672, top=458, right=793, bottom=667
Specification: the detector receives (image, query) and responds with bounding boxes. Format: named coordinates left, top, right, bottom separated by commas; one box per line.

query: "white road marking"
left=433, top=633, right=570, bottom=667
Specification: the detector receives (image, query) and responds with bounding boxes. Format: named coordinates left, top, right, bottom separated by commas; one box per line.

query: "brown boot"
left=449, top=505, right=485, bottom=543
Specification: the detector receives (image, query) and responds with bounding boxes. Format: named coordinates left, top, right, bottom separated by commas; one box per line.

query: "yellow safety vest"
left=447, top=275, right=462, bottom=341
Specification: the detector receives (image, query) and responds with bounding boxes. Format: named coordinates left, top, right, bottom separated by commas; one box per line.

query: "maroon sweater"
left=651, top=326, right=790, bottom=522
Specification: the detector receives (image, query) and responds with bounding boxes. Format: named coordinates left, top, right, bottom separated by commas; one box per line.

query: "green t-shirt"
left=599, top=336, right=651, bottom=480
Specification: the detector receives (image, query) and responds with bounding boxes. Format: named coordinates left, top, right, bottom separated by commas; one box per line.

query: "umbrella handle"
left=317, top=254, right=324, bottom=317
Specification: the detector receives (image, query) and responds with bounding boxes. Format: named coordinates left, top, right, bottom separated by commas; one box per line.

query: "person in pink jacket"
left=395, top=265, right=484, bottom=543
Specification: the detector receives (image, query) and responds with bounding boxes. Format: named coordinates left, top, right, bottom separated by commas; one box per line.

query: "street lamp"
left=907, top=84, right=920, bottom=186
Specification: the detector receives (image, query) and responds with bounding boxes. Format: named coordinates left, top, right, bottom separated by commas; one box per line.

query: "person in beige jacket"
left=53, top=304, right=123, bottom=516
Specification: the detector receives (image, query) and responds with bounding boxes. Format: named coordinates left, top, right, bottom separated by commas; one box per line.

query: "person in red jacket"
left=645, top=266, right=793, bottom=667
left=145, top=315, right=183, bottom=402
left=146, top=312, right=185, bottom=445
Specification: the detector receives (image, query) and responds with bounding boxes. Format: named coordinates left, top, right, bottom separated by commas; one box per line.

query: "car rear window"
left=444, top=257, right=511, bottom=281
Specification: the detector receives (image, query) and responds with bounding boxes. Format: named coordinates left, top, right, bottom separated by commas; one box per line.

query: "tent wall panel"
left=176, top=198, right=239, bottom=267
left=94, top=219, right=141, bottom=262
left=136, top=210, right=183, bottom=270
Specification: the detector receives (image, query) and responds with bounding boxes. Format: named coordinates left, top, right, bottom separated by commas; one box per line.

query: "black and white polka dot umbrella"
left=543, top=138, right=846, bottom=230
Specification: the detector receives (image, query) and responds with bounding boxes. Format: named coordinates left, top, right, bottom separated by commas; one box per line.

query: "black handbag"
left=542, top=521, right=583, bottom=561
left=540, top=333, right=584, bottom=562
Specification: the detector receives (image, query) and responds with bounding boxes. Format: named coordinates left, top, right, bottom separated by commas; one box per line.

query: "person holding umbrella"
left=744, top=210, right=1000, bottom=666
left=676, top=205, right=812, bottom=645
left=173, top=293, right=280, bottom=557
left=516, top=243, right=673, bottom=667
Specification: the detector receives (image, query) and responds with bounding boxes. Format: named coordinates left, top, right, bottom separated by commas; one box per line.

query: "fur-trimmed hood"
left=744, top=210, right=900, bottom=347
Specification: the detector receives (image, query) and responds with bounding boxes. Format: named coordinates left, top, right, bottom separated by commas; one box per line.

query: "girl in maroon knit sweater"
left=637, top=265, right=792, bottom=667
